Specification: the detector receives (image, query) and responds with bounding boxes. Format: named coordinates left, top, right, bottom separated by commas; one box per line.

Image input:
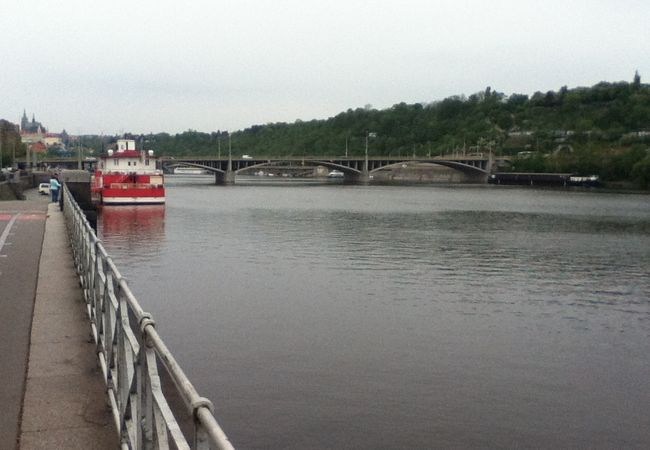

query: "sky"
left=2, top=0, right=649, bottom=135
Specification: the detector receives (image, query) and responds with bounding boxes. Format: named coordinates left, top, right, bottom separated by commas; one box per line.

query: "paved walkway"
left=0, top=191, right=48, bottom=450
left=0, top=190, right=117, bottom=449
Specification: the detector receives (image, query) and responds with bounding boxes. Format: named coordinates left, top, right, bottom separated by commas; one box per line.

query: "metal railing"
left=62, top=184, right=235, bottom=450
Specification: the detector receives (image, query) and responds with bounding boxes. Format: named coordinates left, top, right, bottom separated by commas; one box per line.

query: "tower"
left=21, top=110, right=28, bottom=131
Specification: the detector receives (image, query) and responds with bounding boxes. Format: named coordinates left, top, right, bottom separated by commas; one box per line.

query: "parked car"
left=242, top=154, right=253, bottom=160
left=38, top=183, right=50, bottom=195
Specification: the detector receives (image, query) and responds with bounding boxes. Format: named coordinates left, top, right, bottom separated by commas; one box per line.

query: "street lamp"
left=78, top=138, right=83, bottom=170
left=228, top=133, right=232, bottom=171
left=364, top=131, right=376, bottom=174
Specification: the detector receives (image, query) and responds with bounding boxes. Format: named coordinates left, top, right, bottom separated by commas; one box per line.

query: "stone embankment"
left=371, top=163, right=485, bottom=183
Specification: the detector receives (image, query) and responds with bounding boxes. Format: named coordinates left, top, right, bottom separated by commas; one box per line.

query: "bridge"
left=28, top=153, right=510, bottom=184
left=160, top=153, right=509, bottom=184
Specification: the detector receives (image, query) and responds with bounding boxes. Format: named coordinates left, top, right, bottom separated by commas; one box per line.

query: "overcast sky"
left=2, top=0, right=649, bottom=135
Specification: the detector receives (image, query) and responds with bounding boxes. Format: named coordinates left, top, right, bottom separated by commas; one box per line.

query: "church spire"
left=21, top=109, right=28, bottom=131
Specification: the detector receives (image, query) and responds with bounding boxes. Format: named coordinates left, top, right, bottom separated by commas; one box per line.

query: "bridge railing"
left=61, top=184, right=234, bottom=450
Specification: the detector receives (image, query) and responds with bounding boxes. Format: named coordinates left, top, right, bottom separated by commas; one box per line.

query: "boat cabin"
left=98, top=139, right=160, bottom=174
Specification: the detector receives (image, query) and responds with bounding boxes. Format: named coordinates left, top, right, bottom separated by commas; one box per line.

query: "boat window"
left=114, top=159, right=119, bottom=166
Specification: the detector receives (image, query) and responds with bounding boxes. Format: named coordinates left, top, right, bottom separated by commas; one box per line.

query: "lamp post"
left=364, top=131, right=376, bottom=181
left=78, top=138, right=83, bottom=170
left=364, top=132, right=369, bottom=173
left=228, top=133, right=232, bottom=171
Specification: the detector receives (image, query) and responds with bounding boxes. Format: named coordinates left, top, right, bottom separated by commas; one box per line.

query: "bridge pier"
left=214, top=170, right=235, bottom=185
left=486, top=151, right=494, bottom=174
left=345, top=171, right=371, bottom=185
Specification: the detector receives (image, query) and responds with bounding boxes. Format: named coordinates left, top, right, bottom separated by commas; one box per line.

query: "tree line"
left=106, top=76, right=649, bottom=187
left=0, top=119, right=23, bottom=168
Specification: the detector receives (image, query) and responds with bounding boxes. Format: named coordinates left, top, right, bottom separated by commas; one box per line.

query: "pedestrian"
left=49, top=174, right=61, bottom=203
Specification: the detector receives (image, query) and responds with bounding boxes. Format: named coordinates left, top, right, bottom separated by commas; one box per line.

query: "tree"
left=0, top=119, right=22, bottom=167
left=631, top=154, right=650, bottom=187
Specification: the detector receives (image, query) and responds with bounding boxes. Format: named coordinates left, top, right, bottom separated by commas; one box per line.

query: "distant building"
left=623, top=130, right=650, bottom=139
left=20, top=110, right=46, bottom=144
left=508, top=130, right=533, bottom=137
left=20, top=110, right=45, bottom=134
left=43, top=133, right=63, bottom=147
left=20, top=128, right=44, bottom=145
left=19, top=110, right=65, bottom=148
left=29, top=141, right=47, bottom=154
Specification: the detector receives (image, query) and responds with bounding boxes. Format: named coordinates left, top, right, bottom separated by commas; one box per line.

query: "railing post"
left=195, top=422, right=210, bottom=450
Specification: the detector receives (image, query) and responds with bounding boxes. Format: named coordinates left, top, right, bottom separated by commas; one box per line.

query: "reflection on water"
left=98, top=205, right=166, bottom=266
left=98, top=182, right=650, bottom=449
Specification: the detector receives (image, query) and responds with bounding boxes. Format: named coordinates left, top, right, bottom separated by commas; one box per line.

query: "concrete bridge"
left=161, top=153, right=508, bottom=184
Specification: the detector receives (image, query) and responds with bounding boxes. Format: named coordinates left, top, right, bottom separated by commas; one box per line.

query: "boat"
left=568, top=175, right=600, bottom=187
left=327, top=169, right=344, bottom=178
left=92, top=139, right=165, bottom=205
left=173, top=167, right=207, bottom=175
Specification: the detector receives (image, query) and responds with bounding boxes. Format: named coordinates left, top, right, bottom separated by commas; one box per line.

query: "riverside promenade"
left=0, top=189, right=117, bottom=449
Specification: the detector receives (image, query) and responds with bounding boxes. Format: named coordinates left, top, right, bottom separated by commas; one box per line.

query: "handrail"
left=61, top=184, right=235, bottom=450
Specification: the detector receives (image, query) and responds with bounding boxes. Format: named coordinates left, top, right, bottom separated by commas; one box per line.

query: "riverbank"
left=364, top=162, right=649, bottom=190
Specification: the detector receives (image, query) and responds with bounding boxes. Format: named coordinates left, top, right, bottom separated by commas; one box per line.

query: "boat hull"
left=102, top=196, right=165, bottom=205
left=93, top=170, right=165, bottom=205
left=100, top=187, right=165, bottom=205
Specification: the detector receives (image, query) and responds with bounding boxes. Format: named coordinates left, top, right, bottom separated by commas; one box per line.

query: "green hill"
left=80, top=75, right=650, bottom=188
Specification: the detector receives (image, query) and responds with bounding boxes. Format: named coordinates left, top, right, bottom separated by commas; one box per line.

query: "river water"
left=98, top=177, right=650, bottom=449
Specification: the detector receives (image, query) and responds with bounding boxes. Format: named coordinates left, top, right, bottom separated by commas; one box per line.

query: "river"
left=98, top=177, right=650, bottom=449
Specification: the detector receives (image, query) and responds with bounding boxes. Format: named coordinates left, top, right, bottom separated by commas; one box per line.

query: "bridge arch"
left=403, top=160, right=488, bottom=175
left=304, top=161, right=362, bottom=175
left=232, top=160, right=364, bottom=176
left=164, top=161, right=225, bottom=174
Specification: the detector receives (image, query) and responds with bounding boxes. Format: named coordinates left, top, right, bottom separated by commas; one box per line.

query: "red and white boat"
left=93, top=139, right=165, bottom=205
